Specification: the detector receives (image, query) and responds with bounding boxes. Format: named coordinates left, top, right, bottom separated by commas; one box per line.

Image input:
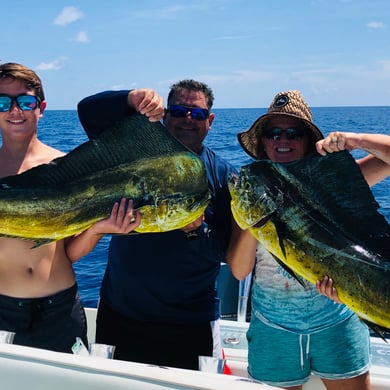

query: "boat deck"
left=0, top=308, right=388, bottom=389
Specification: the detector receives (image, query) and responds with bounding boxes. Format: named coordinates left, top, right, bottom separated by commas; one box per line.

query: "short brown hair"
left=167, top=79, right=214, bottom=110
left=0, top=62, right=45, bottom=101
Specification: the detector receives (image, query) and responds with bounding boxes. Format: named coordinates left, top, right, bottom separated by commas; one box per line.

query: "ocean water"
left=28, top=106, right=390, bottom=307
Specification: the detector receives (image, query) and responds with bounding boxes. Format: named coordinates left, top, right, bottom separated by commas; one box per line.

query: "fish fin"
left=363, top=320, right=389, bottom=342
left=0, top=234, right=55, bottom=248
left=252, top=209, right=288, bottom=257
left=253, top=209, right=301, bottom=283
left=0, top=114, right=196, bottom=190
left=270, top=253, right=307, bottom=288
left=253, top=210, right=276, bottom=229
left=274, top=218, right=288, bottom=259
left=30, top=239, right=57, bottom=248
left=282, top=151, right=390, bottom=260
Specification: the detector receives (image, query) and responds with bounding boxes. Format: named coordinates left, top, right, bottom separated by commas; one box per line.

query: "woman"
left=227, top=90, right=390, bottom=390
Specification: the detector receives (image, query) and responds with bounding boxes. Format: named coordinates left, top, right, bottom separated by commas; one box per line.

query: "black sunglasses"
left=167, top=105, right=209, bottom=121
left=0, top=94, right=41, bottom=112
left=263, top=127, right=305, bottom=141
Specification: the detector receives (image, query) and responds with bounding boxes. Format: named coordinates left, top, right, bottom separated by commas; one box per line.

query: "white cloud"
left=35, top=57, right=67, bottom=71
left=54, top=6, right=84, bottom=26
left=110, top=84, right=126, bottom=90
left=379, top=60, right=390, bottom=71
left=129, top=4, right=210, bottom=20
left=366, top=21, right=385, bottom=29
left=110, top=82, right=138, bottom=90
left=73, top=31, right=89, bottom=43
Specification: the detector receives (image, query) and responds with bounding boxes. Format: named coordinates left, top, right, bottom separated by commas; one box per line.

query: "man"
left=74, top=80, right=236, bottom=370
left=0, top=62, right=89, bottom=352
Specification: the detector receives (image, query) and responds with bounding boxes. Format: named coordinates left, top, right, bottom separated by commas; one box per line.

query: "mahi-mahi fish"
left=229, top=150, right=390, bottom=332
left=0, top=114, right=210, bottom=246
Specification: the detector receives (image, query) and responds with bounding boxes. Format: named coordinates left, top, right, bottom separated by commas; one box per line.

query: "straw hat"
left=238, top=90, right=324, bottom=159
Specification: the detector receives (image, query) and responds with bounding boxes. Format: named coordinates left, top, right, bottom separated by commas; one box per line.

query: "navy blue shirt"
left=77, top=91, right=236, bottom=323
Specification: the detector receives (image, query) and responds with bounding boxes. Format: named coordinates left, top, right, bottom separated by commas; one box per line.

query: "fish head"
left=135, top=190, right=210, bottom=233
left=132, top=154, right=211, bottom=233
left=229, top=161, right=281, bottom=230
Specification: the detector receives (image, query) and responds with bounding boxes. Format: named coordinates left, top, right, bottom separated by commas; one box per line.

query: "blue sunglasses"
left=0, top=94, right=41, bottom=112
left=264, top=127, right=305, bottom=140
left=167, top=105, right=209, bottom=121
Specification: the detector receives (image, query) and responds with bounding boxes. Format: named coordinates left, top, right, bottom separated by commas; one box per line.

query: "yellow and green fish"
left=229, top=151, right=390, bottom=332
left=0, top=114, right=210, bottom=246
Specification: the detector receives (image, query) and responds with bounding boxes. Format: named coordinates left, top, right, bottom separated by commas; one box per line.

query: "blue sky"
left=2, top=0, right=390, bottom=109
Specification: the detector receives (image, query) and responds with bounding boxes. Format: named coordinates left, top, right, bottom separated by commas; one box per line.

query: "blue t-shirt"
left=78, top=91, right=236, bottom=323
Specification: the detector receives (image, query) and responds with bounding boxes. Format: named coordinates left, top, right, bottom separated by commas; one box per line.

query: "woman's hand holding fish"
left=128, top=89, right=165, bottom=122
left=316, top=276, right=342, bottom=304
left=316, top=132, right=390, bottom=186
left=316, top=131, right=356, bottom=156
